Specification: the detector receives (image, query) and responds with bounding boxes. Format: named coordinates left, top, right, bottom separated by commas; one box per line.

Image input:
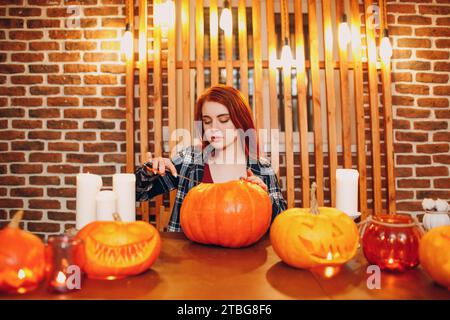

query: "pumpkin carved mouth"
left=85, top=237, right=156, bottom=267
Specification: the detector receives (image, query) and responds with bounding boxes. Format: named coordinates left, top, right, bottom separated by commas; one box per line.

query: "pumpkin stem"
left=310, top=182, right=319, bottom=215
left=9, top=210, right=24, bottom=229
left=112, top=213, right=122, bottom=222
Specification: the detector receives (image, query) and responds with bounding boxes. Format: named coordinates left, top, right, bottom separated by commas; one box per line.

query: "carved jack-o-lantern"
left=75, top=213, right=161, bottom=279
left=270, top=183, right=359, bottom=273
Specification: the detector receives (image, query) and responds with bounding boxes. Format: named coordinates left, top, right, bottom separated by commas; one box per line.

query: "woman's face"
left=201, top=101, right=237, bottom=150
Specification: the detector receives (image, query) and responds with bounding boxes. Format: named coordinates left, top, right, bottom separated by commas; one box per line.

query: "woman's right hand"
left=143, top=152, right=178, bottom=177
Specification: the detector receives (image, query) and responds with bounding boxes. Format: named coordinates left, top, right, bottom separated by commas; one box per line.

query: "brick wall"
left=0, top=0, right=449, bottom=239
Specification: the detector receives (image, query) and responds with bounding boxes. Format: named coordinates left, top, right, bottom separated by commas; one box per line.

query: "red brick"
left=396, top=108, right=430, bottom=118
left=397, top=179, right=430, bottom=189
left=0, top=199, right=23, bottom=208
left=0, top=152, right=25, bottom=163
left=433, top=154, right=450, bottom=165
left=392, top=49, right=412, bottom=59
left=419, top=5, right=450, bottom=15
left=434, top=86, right=450, bottom=96
left=0, top=176, right=25, bottom=185
left=65, top=132, right=96, bottom=141
left=28, top=0, right=62, bottom=5
left=30, top=86, right=59, bottom=95
left=84, top=143, right=117, bottom=152
left=28, top=222, right=61, bottom=232
left=387, top=4, right=416, bottom=13
left=27, top=19, right=60, bottom=29
left=433, top=132, right=450, bottom=142
left=437, top=17, right=450, bottom=26
left=11, top=75, right=43, bottom=84
left=0, top=87, right=26, bottom=96
left=0, top=108, right=25, bottom=118
left=48, top=75, right=81, bottom=85
left=29, top=108, right=60, bottom=118
left=0, top=18, right=24, bottom=29
left=436, top=39, right=450, bottom=48
left=434, top=178, right=450, bottom=189
left=64, top=86, right=97, bottom=95
left=101, top=132, right=125, bottom=141
left=65, top=41, right=97, bottom=51
left=397, top=155, right=431, bottom=165
left=29, top=152, right=62, bottom=162
left=30, top=176, right=60, bottom=185
left=47, top=165, right=80, bottom=174
left=47, top=97, right=80, bottom=106
left=416, top=166, right=448, bottom=177
left=0, top=131, right=25, bottom=140
left=11, top=141, right=44, bottom=151
left=435, top=62, right=450, bottom=72
left=10, top=164, right=43, bottom=174
left=435, top=109, right=450, bottom=119
left=0, top=64, right=25, bottom=73
left=104, top=154, right=126, bottom=163
left=64, top=64, right=97, bottom=73
left=84, top=75, right=117, bottom=85
left=83, top=121, right=115, bottom=129
left=29, top=64, right=59, bottom=73
left=47, top=188, right=76, bottom=198
left=66, top=153, right=99, bottom=163
left=414, top=121, right=448, bottom=131
left=28, top=131, right=61, bottom=140
left=0, top=42, right=26, bottom=51
left=48, top=52, right=80, bottom=62
left=416, top=73, right=449, bottom=84
left=84, top=30, right=117, bottom=39
left=9, top=31, right=43, bottom=40
left=83, top=52, right=117, bottom=62
left=417, top=98, right=448, bottom=108
left=63, top=108, right=97, bottom=118
left=416, top=50, right=449, bottom=60
left=392, top=72, right=412, bottom=82
left=394, top=143, right=413, bottom=153
left=417, top=190, right=450, bottom=200
left=82, top=166, right=116, bottom=175
left=396, top=61, right=431, bottom=71
left=397, top=15, right=432, bottom=25
left=11, top=98, right=43, bottom=107
left=101, top=109, right=124, bottom=119
left=389, top=26, right=412, bottom=36
left=11, top=188, right=43, bottom=197
left=397, top=38, right=431, bottom=48
left=47, top=120, right=78, bottom=130
left=48, top=142, right=79, bottom=151
left=84, top=7, right=118, bottom=16
left=396, top=131, right=428, bottom=142
left=102, top=17, right=125, bottom=28
left=48, top=211, right=76, bottom=221
left=416, top=143, right=449, bottom=154
left=392, top=95, right=414, bottom=106
left=83, top=98, right=116, bottom=107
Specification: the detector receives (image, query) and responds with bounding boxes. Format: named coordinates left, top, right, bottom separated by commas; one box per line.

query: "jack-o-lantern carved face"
left=270, top=183, right=359, bottom=270
left=75, top=214, right=161, bottom=279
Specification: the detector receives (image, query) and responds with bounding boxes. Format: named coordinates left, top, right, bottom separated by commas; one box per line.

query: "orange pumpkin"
left=75, top=213, right=161, bottom=279
left=180, top=180, right=272, bottom=248
left=0, top=211, right=46, bottom=294
left=419, top=225, right=450, bottom=290
left=270, top=183, right=359, bottom=273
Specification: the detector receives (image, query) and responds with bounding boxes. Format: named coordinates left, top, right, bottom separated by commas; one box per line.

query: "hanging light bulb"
left=280, top=37, right=293, bottom=70
left=120, top=23, right=133, bottom=60
left=380, top=29, right=393, bottom=62
left=219, top=0, right=232, bottom=33
left=338, top=14, right=351, bottom=48
left=155, top=0, right=175, bottom=33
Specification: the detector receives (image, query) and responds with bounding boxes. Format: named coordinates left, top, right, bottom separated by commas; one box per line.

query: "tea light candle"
left=96, top=190, right=117, bottom=221
left=113, top=174, right=136, bottom=222
left=336, top=169, right=359, bottom=218
left=76, top=173, right=102, bottom=229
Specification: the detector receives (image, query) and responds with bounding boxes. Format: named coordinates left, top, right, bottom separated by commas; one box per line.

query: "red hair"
left=194, top=85, right=260, bottom=160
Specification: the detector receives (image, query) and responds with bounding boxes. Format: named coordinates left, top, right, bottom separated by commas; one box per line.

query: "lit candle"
left=336, top=169, right=359, bottom=218
left=96, top=190, right=117, bottom=221
left=76, top=173, right=102, bottom=229
left=113, top=174, right=136, bottom=222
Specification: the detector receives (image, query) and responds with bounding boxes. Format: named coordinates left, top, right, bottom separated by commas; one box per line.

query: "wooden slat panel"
left=321, top=0, right=338, bottom=207
left=238, top=0, right=248, bottom=98
left=125, top=0, right=135, bottom=173
left=379, top=0, right=396, bottom=214
left=307, top=0, right=324, bottom=205
left=294, top=0, right=310, bottom=207
left=138, top=0, right=149, bottom=222
left=196, top=0, right=205, bottom=97
left=182, top=0, right=191, bottom=134
left=336, top=0, right=352, bottom=169
left=210, top=0, right=219, bottom=85
left=280, top=0, right=294, bottom=208
left=224, top=1, right=233, bottom=86
left=350, top=0, right=368, bottom=217
left=266, top=0, right=279, bottom=176
left=364, top=0, right=382, bottom=214
left=168, top=0, right=177, bottom=211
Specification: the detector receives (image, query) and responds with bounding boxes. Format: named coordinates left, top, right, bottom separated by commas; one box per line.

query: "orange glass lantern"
left=361, top=214, right=423, bottom=273
left=0, top=211, right=46, bottom=294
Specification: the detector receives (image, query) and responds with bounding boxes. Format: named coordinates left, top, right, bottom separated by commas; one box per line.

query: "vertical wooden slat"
left=280, top=0, right=294, bottom=208
left=364, top=0, right=382, bottom=214
left=321, top=0, right=338, bottom=207
left=238, top=0, right=248, bottom=98
left=196, top=0, right=205, bottom=97
left=210, top=0, right=219, bottom=85
left=294, top=0, right=310, bottom=207
left=336, top=0, right=352, bottom=169
left=138, top=0, right=149, bottom=222
left=379, top=0, right=396, bottom=214
left=182, top=0, right=191, bottom=134
left=251, top=0, right=264, bottom=157
left=168, top=0, right=177, bottom=211
left=266, top=0, right=279, bottom=176
left=350, top=0, right=368, bottom=217
left=224, top=1, right=233, bottom=86
left=307, top=0, right=324, bottom=205
left=125, top=0, right=135, bottom=174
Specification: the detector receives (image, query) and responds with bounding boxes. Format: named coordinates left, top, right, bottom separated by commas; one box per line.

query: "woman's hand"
left=241, top=169, right=268, bottom=192
left=143, top=152, right=178, bottom=177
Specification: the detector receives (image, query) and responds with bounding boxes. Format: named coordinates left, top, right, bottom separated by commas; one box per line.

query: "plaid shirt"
left=135, top=145, right=287, bottom=232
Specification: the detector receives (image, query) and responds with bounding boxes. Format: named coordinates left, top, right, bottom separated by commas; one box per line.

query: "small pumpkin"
left=0, top=211, right=46, bottom=294
left=75, top=213, right=161, bottom=279
left=270, top=183, right=359, bottom=272
left=419, top=225, right=450, bottom=290
left=180, top=180, right=272, bottom=248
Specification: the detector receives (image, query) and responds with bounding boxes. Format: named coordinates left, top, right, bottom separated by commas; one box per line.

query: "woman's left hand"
left=240, top=169, right=268, bottom=192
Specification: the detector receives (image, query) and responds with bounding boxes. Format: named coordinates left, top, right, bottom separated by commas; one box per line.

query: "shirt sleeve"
left=135, top=147, right=188, bottom=202
left=258, top=164, right=288, bottom=221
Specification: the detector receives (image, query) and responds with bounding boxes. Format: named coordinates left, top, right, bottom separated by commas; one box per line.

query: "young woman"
left=135, top=85, right=287, bottom=232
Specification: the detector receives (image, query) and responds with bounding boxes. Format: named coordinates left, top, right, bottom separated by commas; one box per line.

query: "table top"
left=2, top=232, right=450, bottom=300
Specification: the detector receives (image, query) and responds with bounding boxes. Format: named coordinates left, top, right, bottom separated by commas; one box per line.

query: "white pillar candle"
left=113, top=173, right=136, bottom=222
left=76, top=173, right=102, bottom=229
left=96, top=190, right=117, bottom=221
left=336, top=169, right=359, bottom=218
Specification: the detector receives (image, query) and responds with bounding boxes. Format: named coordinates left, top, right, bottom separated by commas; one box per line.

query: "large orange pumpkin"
left=75, top=213, right=161, bottom=279
left=180, top=180, right=272, bottom=248
left=270, top=183, right=359, bottom=273
left=0, top=211, right=46, bottom=294
left=419, top=225, right=450, bottom=290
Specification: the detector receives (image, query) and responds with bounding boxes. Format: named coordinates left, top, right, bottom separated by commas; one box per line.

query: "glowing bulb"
left=326, top=251, right=333, bottom=261
left=280, top=38, right=293, bottom=70
left=120, top=27, right=133, bottom=60
left=219, top=3, right=232, bottom=33
left=155, top=0, right=175, bottom=33
left=17, top=269, right=26, bottom=280
left=56, top=271, right=66, bottom=284
left=380, top=34, right=393, bottom=63
left=324, top=266, right=335, bottom=278
left=388, top=258, right=394, bottom=264
left=339, top=22, right=351, bottom=47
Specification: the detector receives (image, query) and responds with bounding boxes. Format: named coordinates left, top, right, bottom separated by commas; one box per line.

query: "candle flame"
left=388, top=258, right=394, bottom=264
left=324, top=266, right=336, bottom=278
left=17, top=269, right=26, bottom=279
left=326, top=251, right=333, bottom=261
left=56, top=271, right=66, bottom=284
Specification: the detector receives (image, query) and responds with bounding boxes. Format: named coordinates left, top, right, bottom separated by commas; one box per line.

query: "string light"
left=280, top=0, right=293, bottom=69
left=219, top=0, right=232, bottom=33
left=120, top=23, right=133, bottom=60
left=338, top=14, right=351, bottom=47
left=380, top=29, right=393, bottom=62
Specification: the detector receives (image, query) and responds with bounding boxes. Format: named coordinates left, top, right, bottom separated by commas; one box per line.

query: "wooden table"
left=1, top=232, right=449, bottom=300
